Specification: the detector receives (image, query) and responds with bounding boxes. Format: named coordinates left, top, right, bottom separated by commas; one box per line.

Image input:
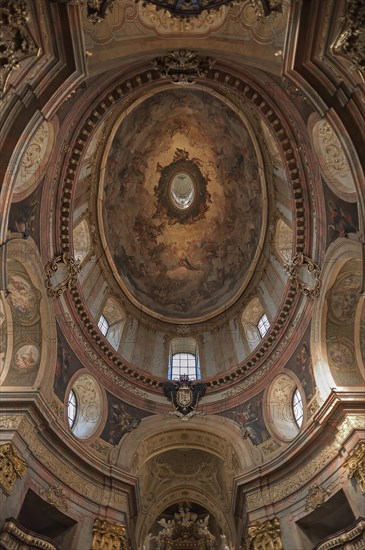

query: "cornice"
left=47, top=59, right=315, bottom=397
left=232, top=389, right=365, bottom=513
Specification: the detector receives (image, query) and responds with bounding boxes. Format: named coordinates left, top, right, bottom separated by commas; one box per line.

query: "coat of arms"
left=163, top=375, right=206, bottom=420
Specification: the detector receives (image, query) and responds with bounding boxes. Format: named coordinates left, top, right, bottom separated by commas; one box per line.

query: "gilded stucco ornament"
left=135, top=0, right=281, bottom=18
left=0, top=442, right=27, bottom=494
left=246, top=518, right=283, bottom=550
left=0, top=0, right=38, bottom=93
left=315, top=517, right=365, bottom=550
left=284, top=254, right=321, bottom=298
left=45, top=253, right=80, bottom=299
left=92, top=519, right=129, bottom=550
left=163, top=375, right=206, bottom=420
left=153, top=50, right=215, bottom=84
left=40, top=484, right=68, bottom=511
left=344, top=440, right=365, bottom=493
left=305, top=483, right=330, bottom=511
left=0, top=518, right=58, bottom=550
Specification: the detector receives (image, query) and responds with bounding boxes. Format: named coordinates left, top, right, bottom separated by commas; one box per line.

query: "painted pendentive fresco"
left=54, top=327, right=83, bottom=401
left=286, top=328, right=316, bottom=403
left=101, top=89, right=265, bottom=320
left=326, top=264, right=363, bottom=386
left=4, top=262, right=42, bottom=387
left=100, top=392, right=152, bottom=446
left=323, top=181, right=358, bottom=246
left=222, top=392, right=271, bottom=446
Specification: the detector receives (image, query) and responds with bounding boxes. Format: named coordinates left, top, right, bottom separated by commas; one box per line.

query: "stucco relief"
left=101, top=89, right=265, bottom=320
left=12, top=120, right=55, bottom=201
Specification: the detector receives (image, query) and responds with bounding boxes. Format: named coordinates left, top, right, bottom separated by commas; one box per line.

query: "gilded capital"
left=345, top=440, right=365, bottom=493
left=247, top=517, right=283, bottom=550
left=92, top=518, right=129, bottom=550
left=0, top=442, right=27, bottom=494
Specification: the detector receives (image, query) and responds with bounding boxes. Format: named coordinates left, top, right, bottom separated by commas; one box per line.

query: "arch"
left=113, top=414, right=256, bottom=473
left=5, top=238, right=57, bottom=392
left=311, top=239, right=364, bottom=401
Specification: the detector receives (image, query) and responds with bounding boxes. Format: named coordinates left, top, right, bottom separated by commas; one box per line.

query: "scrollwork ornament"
left=344, top=440, right=365, bottom=493
left=45, top=253, right=80, bottom=299
left=92, top=518, right=129, bottom=550
left=284, top=254, right=321, bottom=298
left=153, top=50, right=215, bottom=84
left=247, top=517, right=283, bottom=550
left=0, top=442, right=27, bottom=494
left=305, top=483, right=330, bottom=511
left=40, top=483, right=68, bottom=511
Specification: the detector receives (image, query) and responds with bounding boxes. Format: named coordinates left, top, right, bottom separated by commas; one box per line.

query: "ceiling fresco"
left=101, top=89, right=266, bottom=321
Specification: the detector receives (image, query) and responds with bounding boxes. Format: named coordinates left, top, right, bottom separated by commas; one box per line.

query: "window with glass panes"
left=98, top=314, right=109, bottom=336
left=67, top=389, right=77, bottom=428
left=257, top=313, right=270, bottom=338
left=292, top=388, right=303, bottom=428
left=170, top=352, right=197, bottom=380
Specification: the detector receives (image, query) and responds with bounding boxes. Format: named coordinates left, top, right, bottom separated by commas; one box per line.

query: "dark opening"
left=17, top=489, right=77, bottom=549
left=296, top=489, right=356, bottom=546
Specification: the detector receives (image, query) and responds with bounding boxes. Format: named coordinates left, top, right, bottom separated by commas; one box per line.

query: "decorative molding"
left=91, top=439, right=112, bottom=456
left=40, top=483, right=68, bottom=511
left=153, top=50, right=215, bottom=84
left=135, top=0, right=282, bottom=18
left=285, top=254, right=321, bottom=298
left=344, top=440, right=365, bottom=493
left=0, top=416, right=23, bottom=430
left=317, top=119, right=349, bottom=177
left=0, top=0, right=39, bottom=93
left=246, top=414, right=365, bottom=511
left=0, top=517, right=59, bottom=550
left=45, top=253, right=80, bottom=299
left=305, top=483, right=331, bottom=511
left=16, top=417, right=127, bottom=509
left=246, top=518, right=283, bottom=550
left=0, top=442, right=27, bottom=494
left=92, top=519, right=129, bottom=550
left=58, top=66, right=305, bottom=390
left=315, top=517, right=365, bottom=550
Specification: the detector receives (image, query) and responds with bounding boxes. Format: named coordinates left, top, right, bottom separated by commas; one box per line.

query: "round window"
left=66, top=374, right=103, bottom=440
left=170, top=172, right=195, bottom=210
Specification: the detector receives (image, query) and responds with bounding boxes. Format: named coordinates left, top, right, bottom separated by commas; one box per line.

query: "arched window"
left=170, top=352, right=198, bottom=380
left=67, top=389, right=77, bottom=429
left=241, top=297, right=270, bottom=352
left=98, top=298, right=126, bottom=351
left=168, top=338, right=200, bottom=380
left=292, top=387, right=304, bottom=428
left=98, top=314, right=109, bottom=336
left=257, top=314, right=270, bottom=338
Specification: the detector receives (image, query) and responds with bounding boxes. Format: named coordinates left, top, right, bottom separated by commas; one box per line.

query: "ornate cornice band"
left=57, top=58, right=307, bottom=391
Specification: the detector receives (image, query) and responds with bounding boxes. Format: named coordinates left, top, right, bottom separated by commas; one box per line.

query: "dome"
left=99, top=89, right=266, bottom=322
